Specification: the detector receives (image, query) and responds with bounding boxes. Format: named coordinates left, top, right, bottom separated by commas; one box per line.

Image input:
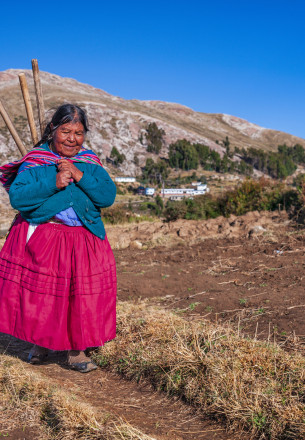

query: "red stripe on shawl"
left=0, top=145, right=103, bottom=192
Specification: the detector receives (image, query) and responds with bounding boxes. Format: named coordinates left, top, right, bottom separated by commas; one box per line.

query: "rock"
left=103, top=211, right=287, bottom=248
left=248, top=225, right=266, bottom=238
left=130, top=240, right=143, bottom=249
left=107, top=233, right=131, bottom=250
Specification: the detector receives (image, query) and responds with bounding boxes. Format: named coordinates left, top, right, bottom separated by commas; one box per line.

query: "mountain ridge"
left=0, top=68, right=304, bottom=177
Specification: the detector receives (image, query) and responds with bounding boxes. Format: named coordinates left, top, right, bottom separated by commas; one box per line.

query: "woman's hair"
left=34, top=104, right=89, bottom=148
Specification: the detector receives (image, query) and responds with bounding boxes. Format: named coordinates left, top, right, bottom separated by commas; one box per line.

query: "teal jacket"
left=9, top=156, right=116, bottom=240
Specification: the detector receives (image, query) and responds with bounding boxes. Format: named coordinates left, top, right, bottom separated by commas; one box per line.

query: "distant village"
left=114, top=177, right=209, bottom=200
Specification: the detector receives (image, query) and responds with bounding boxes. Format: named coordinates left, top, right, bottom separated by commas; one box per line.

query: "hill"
left=1, top=68, right=304, bottom=177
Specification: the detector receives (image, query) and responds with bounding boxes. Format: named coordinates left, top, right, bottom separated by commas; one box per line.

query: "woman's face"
left=51, top=121, right=85, bottom=157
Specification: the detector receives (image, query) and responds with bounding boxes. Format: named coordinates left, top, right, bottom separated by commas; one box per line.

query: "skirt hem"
left=0, top=216, right=117, bottom=351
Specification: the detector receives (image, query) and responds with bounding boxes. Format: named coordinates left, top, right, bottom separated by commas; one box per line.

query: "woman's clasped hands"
left=56, top=159, right=84, bottom=189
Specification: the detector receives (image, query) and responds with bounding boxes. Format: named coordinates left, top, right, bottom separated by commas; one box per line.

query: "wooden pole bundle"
left=0, top=58, right=46, bottom=158
left=0, top=100, right=27, bottom=156
left=18, top=73, right=39, bottom=145
left=31, top=59, right=46, bottom=135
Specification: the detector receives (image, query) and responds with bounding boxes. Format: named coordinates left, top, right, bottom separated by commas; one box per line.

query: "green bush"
left=155, top=195, right=164, bottom=210
left=104, top=179, right=302, bottom=224
left=164, top=201, right=188, bottom=222
left=293, top=173, right=305, bottom=189
left=164, top=194, right=221, bottom=222
left=102, top=205, right=129, bottom=224
left=147, top=202, right=163, bottom=216
left=219, top=179, right=278, bottom=216
left=164, top=178, right=299, bottom=222
left=219, top=178, right=298, bottom=216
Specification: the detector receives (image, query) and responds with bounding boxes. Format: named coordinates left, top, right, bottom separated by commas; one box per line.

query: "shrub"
left=164, top=195, right=221, bottom=222
left=219, top=178, right=295, bottom=216
left=155, top=195, right=164, bottom=210
left=164, top=201, right=188, bottom=222
left=164, top=178, right=299, bottom=222
left=102, top=205, right=130, bottom=224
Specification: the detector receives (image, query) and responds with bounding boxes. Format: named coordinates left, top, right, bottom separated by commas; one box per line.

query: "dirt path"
left=0, top=334, right=244, bottom=440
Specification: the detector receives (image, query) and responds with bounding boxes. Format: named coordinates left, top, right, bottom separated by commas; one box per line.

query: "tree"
left=238, top=161, right=253, bottom=176
left=223, top=136, right=233, bottom=157
left=238, top=145, right=301, bottom=179
left=291, top=144, right=305, bottom=164
left=167, top=138, right=254, bottom=176
left=142, top=158, right=169, bottom=184
left=209, top=150, right=221, bottom=172
left=110, top=147, right=126, bottom=166
left=155, top=195, right=164, bottom=210
left=169, top=139, right=199, bottom=170
left=220, top=154, right=230, bottom=173
left=193, top=143, right=210, bottom=166
left=145, top=122, right=165, bottom=154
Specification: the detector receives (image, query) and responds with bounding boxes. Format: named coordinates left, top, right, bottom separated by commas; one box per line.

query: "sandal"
left=69, top=361, right=98, bottom=373
left=27, top=345, right=48, bottom=365
left=67, top=350, right=98, bottom=373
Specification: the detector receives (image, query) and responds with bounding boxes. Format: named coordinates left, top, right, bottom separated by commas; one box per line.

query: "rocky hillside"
left=1, top=68, right=305, bottom=176
left=0, top=68, right=304, bottom=227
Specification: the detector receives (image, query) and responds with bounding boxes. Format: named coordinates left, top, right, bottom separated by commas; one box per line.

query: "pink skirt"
left=0, top=216, right=116, bottom=351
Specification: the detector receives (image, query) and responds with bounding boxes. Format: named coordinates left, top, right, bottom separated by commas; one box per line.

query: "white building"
left=145, top=188, right=155, bottom=196
left=161, top=186, right=209, bottom=198
left=115, top=177, right=136, bottom=183
left=197, top=184, right=207, bottom=191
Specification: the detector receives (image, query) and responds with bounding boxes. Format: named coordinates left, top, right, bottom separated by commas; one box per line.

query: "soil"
left=1, top=211, right=305, bottom=439
left=115, top=220, right=305, bottom=342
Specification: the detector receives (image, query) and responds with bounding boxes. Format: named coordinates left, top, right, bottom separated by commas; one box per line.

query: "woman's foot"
left=27, top=345, right=48, bottom=364
left=67, top=350, right=98, bottom=373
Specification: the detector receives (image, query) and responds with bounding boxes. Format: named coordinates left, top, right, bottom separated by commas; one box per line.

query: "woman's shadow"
left=0, top=332, right=68, bottom=366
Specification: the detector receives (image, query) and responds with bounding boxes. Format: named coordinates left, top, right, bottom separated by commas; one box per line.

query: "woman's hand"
left=57, top=159, right=84, bottom=182
left=56, top=170, right=72, bottom=189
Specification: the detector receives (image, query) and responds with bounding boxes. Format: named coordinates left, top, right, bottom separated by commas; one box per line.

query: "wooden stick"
left=0, top=100, right=27, bottom=156
left=31, top=59, right=46, bottom=135
left=18, top=73, right=39, bottom=145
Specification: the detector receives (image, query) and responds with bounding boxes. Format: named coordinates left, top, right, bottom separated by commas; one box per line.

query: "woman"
left=0, top=104, right=117, bottom=373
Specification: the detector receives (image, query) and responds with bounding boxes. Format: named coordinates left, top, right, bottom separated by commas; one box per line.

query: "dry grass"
left=0, top=354, right=155, bottom=440
left=94, top=301, right=305, bottom=440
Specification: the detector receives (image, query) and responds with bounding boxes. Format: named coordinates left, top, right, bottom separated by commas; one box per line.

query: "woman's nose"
left=67, top=132, right=76, bottom=142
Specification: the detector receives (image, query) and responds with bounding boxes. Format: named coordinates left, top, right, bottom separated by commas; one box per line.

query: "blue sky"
left=1, top=0, right=305, bottom=139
